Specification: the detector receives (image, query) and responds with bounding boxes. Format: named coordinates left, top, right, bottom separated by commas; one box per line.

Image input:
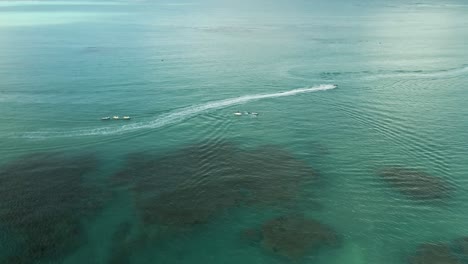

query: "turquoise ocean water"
left=1, top=0, right=468, bottom=263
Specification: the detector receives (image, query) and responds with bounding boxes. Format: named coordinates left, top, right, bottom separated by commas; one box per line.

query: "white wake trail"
left=20, top=84, right=337, bottom=139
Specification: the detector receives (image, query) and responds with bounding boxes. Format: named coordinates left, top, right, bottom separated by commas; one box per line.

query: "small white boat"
left=234, top=111, right=242, bottom=116
left=101, top=116, right=110, bottom=120
left=112, top=116, right=120, bottom=120
left=123, top=116, right=131, bottom=120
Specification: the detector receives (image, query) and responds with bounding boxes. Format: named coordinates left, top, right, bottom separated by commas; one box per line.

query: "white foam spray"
left=20, top=84, right=336, bottom=139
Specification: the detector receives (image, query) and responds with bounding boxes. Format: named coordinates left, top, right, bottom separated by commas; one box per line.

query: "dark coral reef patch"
left=454, top=237, right=468, bottom=258
left=378, top=167, right=453, bottom=201
left=0, top=152, right=104, bottom=263
left=409, top=243, right=461, bottom=264
left=241, top=214, right=339, bottom=260
left=113, top=141, right=319, bottom=229
left=107, top=221, right=134, bottom=264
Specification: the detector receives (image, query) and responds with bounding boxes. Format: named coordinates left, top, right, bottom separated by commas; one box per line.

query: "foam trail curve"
left=20, top=84, right=336, bottom=139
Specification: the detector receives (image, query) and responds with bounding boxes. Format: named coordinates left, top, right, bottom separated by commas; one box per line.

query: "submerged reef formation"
left=113, top=141, right=318, bottom=229
left=409, top=243, right=461, bottom=264
left=378, top=167, right=453, bottom=201
left=107, top=221, right=134, bottom=264
left=0, top=152, right=103, bottom=263
left=234, top=145, right=318, bottom=206
left=241, top=228, right=262, bottom=243
left=454, top=237, right=468, bottom=257
left=242, top=215, right=339, bottom=260
left=140, top=179, right=244, bottom=227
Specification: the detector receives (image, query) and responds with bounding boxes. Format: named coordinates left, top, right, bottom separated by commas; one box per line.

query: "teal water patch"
left=1, top=0, right=468, bottom=263
left=0, top=11, right=121, bottom=27
left=0, top=1, right=126, bottom=6
left=325, top=241, right=366, bottom=264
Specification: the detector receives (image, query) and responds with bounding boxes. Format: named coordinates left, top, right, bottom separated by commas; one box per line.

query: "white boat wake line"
left=20, top=84, right=337, bottom=139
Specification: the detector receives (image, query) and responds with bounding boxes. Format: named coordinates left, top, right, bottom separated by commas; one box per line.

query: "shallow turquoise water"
left=1, top=1, right=468, bottom=263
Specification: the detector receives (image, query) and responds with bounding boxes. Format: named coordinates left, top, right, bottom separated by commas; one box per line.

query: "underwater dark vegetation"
left=113, top=141, right=320, bottom=230
left=406, top=235, right=468, bottom=264
left=378, top=166, right=453, bottom=202
left=107, top=141, right=343, bottom=262
left=454, top=237, right=468, bottom=258
left=0, top=152, right=105, bottom=263
left=107, top=221, right=134, bottom=264
left=409, top=243, right=461, bottom=264
left=2, top=142, right=463, bottom=263
left=241, top=214, right=339, bottom=260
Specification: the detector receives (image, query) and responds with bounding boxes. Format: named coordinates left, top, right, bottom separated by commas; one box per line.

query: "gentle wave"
left=284, top=65, right=468, bottom=82
left=365, top=65, right=468, bottom=80
left=19, top=84, right=337, bottom=139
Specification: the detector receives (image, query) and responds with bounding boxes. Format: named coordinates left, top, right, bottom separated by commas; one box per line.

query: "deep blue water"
left=1, top=0, right=468, bottom=263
